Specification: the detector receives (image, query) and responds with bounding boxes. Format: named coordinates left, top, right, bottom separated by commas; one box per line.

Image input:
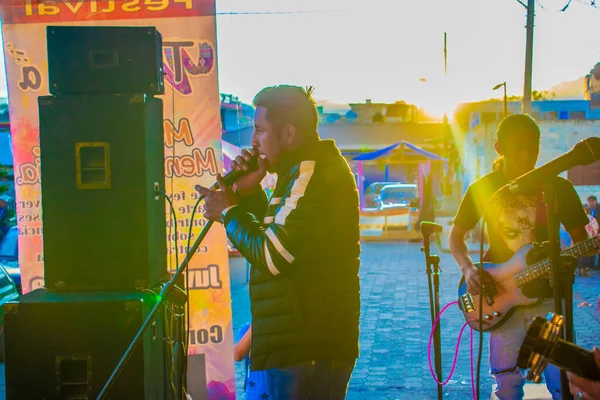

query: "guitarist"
left=449, top=114, right=590, bottom=400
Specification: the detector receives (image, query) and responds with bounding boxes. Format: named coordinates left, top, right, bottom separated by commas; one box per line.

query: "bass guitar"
left=457, top=235, right=599, bottom=332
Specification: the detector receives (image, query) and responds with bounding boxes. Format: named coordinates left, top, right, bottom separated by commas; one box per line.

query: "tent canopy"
left=352, top=141, right=446, bottom=163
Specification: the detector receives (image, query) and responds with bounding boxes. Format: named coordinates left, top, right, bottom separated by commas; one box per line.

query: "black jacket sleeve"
left=236, top=188, right=269, bottom=221
left=224, top=160, right=329, bottom=277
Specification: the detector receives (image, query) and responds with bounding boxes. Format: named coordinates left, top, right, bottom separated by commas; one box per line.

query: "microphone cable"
left=155, top=188, right=180, bottom=399
left=476, top=216, right=486, bottom=400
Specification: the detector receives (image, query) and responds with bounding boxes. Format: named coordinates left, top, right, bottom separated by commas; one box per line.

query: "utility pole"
left=522, top=0, right=535, bottom=114
left=443, top=32, right=447, bottom=76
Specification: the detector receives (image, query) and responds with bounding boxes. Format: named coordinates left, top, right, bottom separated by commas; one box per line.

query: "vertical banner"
left=0, top=1, right=235, bottom=398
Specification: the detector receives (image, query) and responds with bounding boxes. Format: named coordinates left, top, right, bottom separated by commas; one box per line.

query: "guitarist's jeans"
left=490, top=300, right=561, bottom=400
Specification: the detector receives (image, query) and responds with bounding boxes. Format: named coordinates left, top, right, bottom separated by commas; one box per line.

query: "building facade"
left=220, top=93, right=254, bottom=133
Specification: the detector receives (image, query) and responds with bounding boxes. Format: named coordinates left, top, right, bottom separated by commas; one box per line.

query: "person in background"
left=587, top=195, right=600, bottom=269
left=0, top=195, right=13, bottom=240
left=588, top=195, right=600, bottom=225
left=579, top=204, right=599, bottom=276
left=234, top=323, right=271, bottom=400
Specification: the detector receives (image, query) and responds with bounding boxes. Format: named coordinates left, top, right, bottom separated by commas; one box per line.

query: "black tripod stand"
left=168, top=283, right=189, bottom=400
left=543, top=182, right=577, bottom=400
left=421, top=221, right=444, bottom=400
left=97, top=219, right=215, bottom=400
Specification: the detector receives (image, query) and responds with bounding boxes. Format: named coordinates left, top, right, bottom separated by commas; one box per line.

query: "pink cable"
left=427, top=300, right=477, bottom=400
left=470, top=325, right=475, bottom=399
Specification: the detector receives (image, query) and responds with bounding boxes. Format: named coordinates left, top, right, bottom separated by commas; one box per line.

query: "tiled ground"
left=230, top=241, right=600, bottom=399
left=0, top=241, right=597, bottom=399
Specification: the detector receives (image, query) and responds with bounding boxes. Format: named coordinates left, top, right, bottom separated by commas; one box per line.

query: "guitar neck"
left=514, top=235, right=600, bottom=287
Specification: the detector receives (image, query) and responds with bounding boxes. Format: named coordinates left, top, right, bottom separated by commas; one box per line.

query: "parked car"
left=376, top=184, right=418, bottom=210
left=0, top=227, right=20, bottom=294
left=364, top=182, right=402, bottom=208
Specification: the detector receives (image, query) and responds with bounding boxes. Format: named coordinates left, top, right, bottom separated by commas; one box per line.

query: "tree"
left=531, top=89, right=556, bottom=101
left=485, top=89, right=557, bottom=102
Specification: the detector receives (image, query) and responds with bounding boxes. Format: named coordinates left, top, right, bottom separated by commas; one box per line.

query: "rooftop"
left=222, top=121, right=445, bottom=153
left=453, top=99, right=600, bottom=132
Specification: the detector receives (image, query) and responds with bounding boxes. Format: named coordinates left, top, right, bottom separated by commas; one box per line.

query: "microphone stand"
left=543, top=183, right=574, bottom=400
left=169, top=284, right=189, bottom=400
left=96, top=218, right=215, bottom=400
left=421, top=225, right=443, bottom=400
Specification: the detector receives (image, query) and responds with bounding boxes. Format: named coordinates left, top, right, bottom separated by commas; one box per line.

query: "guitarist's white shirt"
left=486, top=191, right=538, bottom=262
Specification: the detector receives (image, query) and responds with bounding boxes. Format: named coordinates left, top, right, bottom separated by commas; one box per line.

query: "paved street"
left=230, top=240, right=600, bottom=400
left=0, top=240, right=597, bottom=399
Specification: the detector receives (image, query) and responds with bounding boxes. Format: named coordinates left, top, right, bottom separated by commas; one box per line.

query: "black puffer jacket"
left=223, top=140, right=361, bottom=371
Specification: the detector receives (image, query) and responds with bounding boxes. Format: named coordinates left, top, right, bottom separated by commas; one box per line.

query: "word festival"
left=23, top=0, right=193, bottom=16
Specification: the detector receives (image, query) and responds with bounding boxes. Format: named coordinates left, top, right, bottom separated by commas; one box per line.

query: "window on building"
left=542, top=111, right=558, bottom=121
left=570, top=111, right=587, bottom=120
left=558, top=111, right=569, bottom=120
left=481, top=112, right=497, bottom=124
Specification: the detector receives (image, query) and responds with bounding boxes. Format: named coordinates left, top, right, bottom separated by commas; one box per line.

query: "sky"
left=0, top=0, right=598, bottom=117
left=215, top=0, right=599, bottom=116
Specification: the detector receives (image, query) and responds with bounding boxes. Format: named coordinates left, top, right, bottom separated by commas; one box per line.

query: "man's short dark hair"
left=589, top=195, right=597, bottom=201
left=497, top=114, right=540, bottom=146
left=253, top=85, right=319, bottom=141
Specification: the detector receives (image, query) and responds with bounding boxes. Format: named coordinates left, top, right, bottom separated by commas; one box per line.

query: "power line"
left=574, top=0, right=598, bottom=8
left=216, top=9, right=349, bottom=15
left=535, top=0, right=572, bottom=12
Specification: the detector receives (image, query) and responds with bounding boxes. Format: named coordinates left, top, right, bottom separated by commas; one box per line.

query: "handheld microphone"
left=194, top=153, right=260, bottom=194
left=420, top=221, right=443, bottom=236
left=216, top=153, right=260, bottom=188
left=508, top=137, right=600, bottom=194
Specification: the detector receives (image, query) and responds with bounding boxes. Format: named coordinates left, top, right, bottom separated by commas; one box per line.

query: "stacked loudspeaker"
left=4, top=26, right=170, bottom=400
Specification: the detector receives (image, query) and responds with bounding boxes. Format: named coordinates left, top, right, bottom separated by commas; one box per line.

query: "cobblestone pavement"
left=229, top=241, right=600, bottom=400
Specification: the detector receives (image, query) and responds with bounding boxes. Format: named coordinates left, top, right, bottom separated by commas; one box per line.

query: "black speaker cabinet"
left=47, top=26, right=164, bottom=95
left=4, top=289, right=166, bottom=400
left=39, top=94, right=167, bottom=291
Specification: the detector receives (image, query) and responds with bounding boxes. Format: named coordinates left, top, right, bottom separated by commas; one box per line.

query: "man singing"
left=449, top=114, right=590, bottom=399
left=197, top=85, right=360, bottom=399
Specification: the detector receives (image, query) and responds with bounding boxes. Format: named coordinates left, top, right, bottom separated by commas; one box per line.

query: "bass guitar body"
left=457, top=244, right=542, bottom=332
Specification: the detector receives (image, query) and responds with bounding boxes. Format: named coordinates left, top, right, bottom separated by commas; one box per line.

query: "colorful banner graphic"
left=0, top=1, right=235, bottom=397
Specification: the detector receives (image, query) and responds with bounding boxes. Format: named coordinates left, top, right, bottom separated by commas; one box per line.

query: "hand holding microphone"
left=195, top=147, right=267, bottom=222
left=230, top=147, right=269, bottom=196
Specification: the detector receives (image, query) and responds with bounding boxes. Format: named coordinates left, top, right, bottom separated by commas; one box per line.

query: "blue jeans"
left=266, top=359, right=355, bottom=400
left=490, top=300, right=561, bottom=399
